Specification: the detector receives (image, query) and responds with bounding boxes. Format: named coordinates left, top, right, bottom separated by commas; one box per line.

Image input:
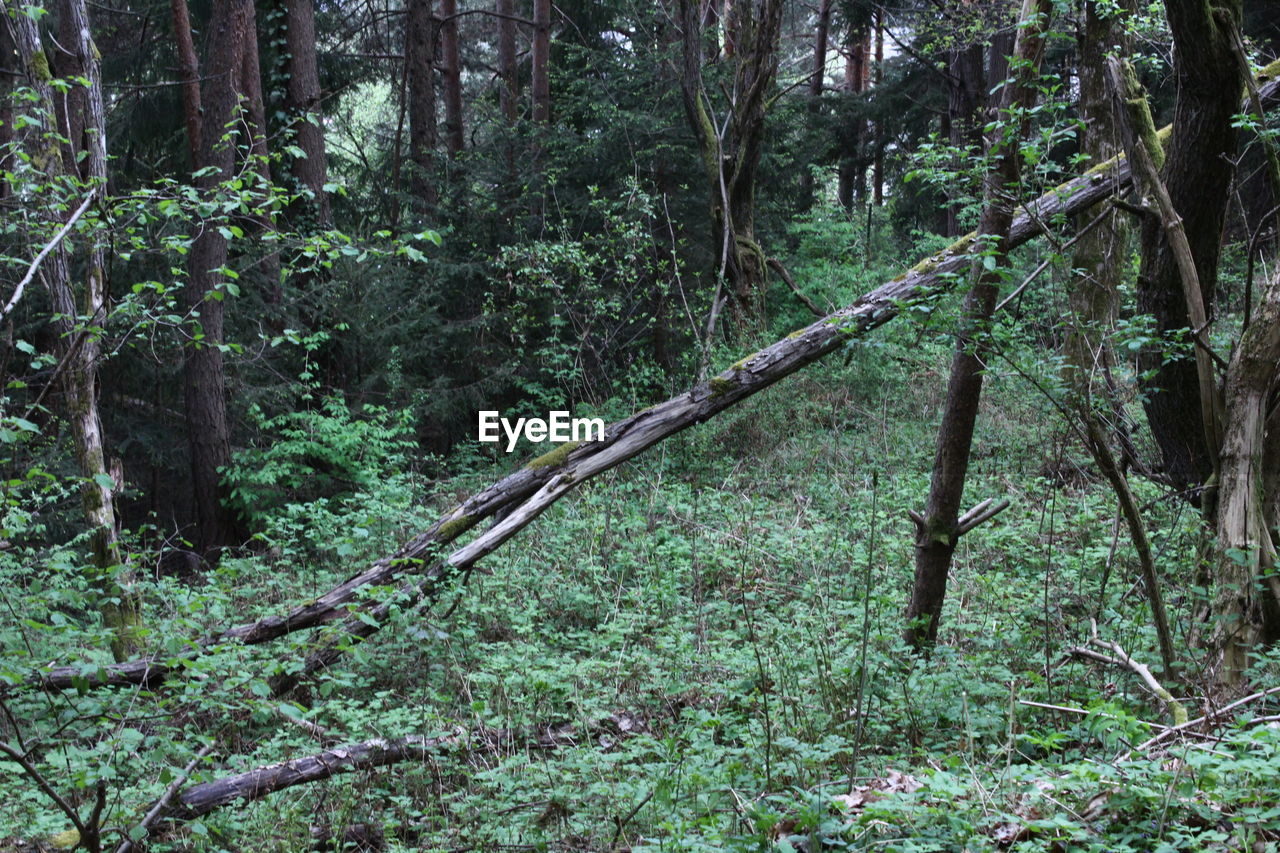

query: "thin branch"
left=1, top=191, right=97, bottom=321
left=0, top=739, right=86, bottom=840
left=767, top=257, right=824, bottom=316
left=115, top=744, right=215, bottom=853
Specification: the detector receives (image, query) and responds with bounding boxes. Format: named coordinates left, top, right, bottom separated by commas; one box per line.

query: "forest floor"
left=4, top=317, right=1280, bottom=852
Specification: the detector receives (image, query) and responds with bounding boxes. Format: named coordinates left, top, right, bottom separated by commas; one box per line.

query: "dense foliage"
left=2, top=0, right=1280, bottom=850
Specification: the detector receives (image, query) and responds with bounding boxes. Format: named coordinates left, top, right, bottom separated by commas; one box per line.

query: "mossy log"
left=27, top=70, right=1280, bottom=695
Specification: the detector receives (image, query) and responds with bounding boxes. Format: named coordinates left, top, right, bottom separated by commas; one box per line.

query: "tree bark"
left=183, top=0, right=254, bottom=557
left=1213, top=265, right=1280, bottom=681
left=283, top=0, right=331, bottom=226
left=170, top=0, right=203, bottom=170
left=406, top=0, right=438, bottom=208
left=498, top=0, right=519, bottom=124
left=9, top=0, right=144, bottom=660
left=1136, top=0, right=1245, bottom=491
left=29, top=151, right=1138, bottom=693
left=837, top=26, right=869, bottom=209
left=678, top=0, right=784, bottom=327
left=440, top=0, right=465, bottom=155
left=810, top=0, right=831, bottom=98
left=904, top=0, right=1054, bottom=653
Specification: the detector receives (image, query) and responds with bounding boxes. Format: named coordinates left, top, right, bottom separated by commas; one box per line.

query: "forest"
left=2, top=0, right=1280, bottom=849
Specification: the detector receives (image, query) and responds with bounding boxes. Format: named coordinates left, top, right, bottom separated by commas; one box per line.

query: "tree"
left=282, top=0, right=331, bottom=226
left=6, top=0, right=143, bottom=659
left=904, top=0, right=1053, bottom=652
left=677, top=0, right=784, bottom=327
left=1135, top=0, right=1245, bottom=492
left=441, top=0, right=465, bottom=156
left=182, top=0, right=258, bottom=557
left=406, top=0, right=439, bottom=208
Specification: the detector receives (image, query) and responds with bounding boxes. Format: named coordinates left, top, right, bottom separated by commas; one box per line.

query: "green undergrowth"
left=2, top=324, right=1277, bottom=852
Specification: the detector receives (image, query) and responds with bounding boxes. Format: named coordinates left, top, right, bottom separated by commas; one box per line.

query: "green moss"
left=436, top=515, right=476, bottom=541
left=708, top=377, right=737, bottom=398
left=29, top=50, right=52, bottom=83
left=526, top=440, right=580, bottom=470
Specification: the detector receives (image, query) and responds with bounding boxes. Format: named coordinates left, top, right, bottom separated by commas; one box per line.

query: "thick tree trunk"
left=944, top=43, right=985, bottom=236
left=32, top=150, right=1137, bottom=693
left=10, top=0, right=143, bottom=660
left=283, top=0, right=331, bottom=226
left=1136, top=0, right=1245, bottom=491
left=810, top=0, right=831, bottom=98
left=904, top=0, right=1054, bottom=652
left=183, top=0, right=254, bottom=557
left=1213, top=266, right=1280, bottom=681
left=440, top=0, right=465, bottom=155
left=170, top=0, right=202, bottom=170
left=405, top=0, right=438, bottom=208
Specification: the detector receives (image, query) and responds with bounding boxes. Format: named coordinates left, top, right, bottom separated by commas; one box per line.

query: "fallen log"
left=23, top=159, right=1138, bottom=693
left=38, top=63, right=1280, bottom=694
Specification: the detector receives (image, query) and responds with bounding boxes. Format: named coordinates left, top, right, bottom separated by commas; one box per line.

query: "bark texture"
left=1213, top=266, right=1280, bottom=680
left=183, top=0, right=255, bottom=557
left=678, top=0, right=784, bottom=325
left=10, top=0, right=143, bottom=660
left=170, top=0, right=203, bottom=169
left=283, top=0, right=331, bottom=226
left=406, top=0, right=438, bottom=208
left=1136, top=0, right=1245, bottom=491
left=440, top=0, right=465, bottom=155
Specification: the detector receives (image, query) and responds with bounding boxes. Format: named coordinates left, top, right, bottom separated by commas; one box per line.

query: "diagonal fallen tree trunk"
left=25, top=155, right=1132, bottom=694
left=45, top=62, right=1280, bottom=693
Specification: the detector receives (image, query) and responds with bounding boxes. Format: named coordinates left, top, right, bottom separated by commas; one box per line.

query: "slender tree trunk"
left=905, top=0, right=1054, bottom=652
left=1136, top=0, right=1245, bottom=491
left=872, top=5, right=883, bottom=206
left=440, top=0, right=465, bottom=155
left=498, top=0, right=519, bottom=123
left=406, top=0, right=438, bottom=209
left=283, top=0, right=331, bottom=226
left=9, top=0, right=144, bottom=660
left=531, top=0, right=551, bottom=124
left=797, top=0, right=831, bottom=209
left=183, top=0, right=254, bottom=558
left=170, top=0, right=203, bottom=170
left=837, top=28, right=867, bottom=209
left=810, top=0, right=831, bottom=98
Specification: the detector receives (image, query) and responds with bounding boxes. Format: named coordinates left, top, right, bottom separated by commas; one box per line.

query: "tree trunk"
left=1212, top=265, right=1280, bottom=681
left=498, top=0, right=519, bottom=124
left=532, top=0, right=551, bottom=124
left=837, top=27, right=869, bottom=209
left=810, top=0, right=831, bottom=98
left=944, top=43, right=985, bottom=236
left=170, top=0, right=203, bottom=170
left=1136, top=0, right=1244, bottom=491
left=283, top=0, right=331, bottom=226
left=905, top=0, right=1054, bottom=652
left=10, top=0, right=144, bottom=660
left=183, top=0, right=254, bottom=558
left=405, top=0, right=438, bottom=209
left=678, top=0, right=784, bottom=328
left=872, top=5, right=883, bottom=206
left=440, top=0, right=465, bottom=155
